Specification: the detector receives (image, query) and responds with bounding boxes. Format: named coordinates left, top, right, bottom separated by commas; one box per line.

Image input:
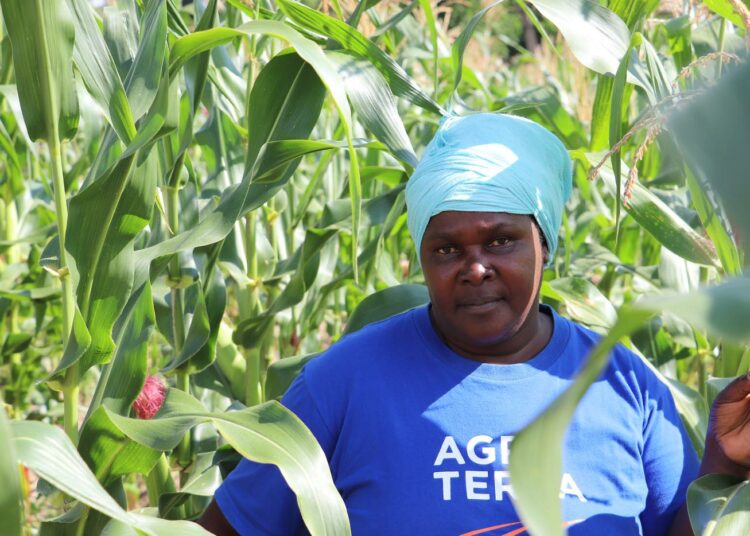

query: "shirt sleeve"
left=215, top=367, right=335, bottom=536
left=638, top=370, right=700, bottom=535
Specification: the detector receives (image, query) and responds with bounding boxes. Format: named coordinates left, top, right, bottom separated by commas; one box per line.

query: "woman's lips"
left=458, top=297, right=503, bottom=312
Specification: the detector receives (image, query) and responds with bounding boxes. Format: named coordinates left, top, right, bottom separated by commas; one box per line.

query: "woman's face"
left=420, top=211, right=549, bottom=361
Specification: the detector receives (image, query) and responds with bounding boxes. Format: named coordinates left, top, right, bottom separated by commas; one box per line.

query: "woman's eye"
left=489, top=237, right=511, bottom=247
left=436, top=245, right=458, bottom=254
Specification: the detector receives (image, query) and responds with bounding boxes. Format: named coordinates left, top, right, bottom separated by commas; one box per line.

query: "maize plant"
left=0, top=0, right=748, bottom=534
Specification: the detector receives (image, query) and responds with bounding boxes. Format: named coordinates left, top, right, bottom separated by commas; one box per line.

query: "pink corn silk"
left=133, top=375, right=166, bottom=419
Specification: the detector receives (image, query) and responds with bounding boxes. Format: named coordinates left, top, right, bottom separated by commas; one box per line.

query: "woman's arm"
left=669, top=375, right=750, bottom=535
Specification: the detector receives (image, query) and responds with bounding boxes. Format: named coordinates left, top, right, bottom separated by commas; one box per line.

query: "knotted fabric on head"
left=406, top=113, right=573, bottom=264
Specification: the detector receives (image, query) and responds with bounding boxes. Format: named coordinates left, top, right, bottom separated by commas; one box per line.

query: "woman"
left=201, top=113, right=750, bottom=535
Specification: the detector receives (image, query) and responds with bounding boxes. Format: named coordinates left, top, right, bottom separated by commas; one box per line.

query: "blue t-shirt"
left=216, top=305, right=699, bottom=535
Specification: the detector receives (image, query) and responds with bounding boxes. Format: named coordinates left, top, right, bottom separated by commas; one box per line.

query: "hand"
left=702, top=374, right=750, bottom=479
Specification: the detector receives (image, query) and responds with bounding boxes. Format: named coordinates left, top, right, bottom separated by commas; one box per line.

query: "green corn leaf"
left=510, top=306, right=653, bottom=536
left=685, top=169, right=742, bottom=276
left=234, top=229, right=338, bottom=348
left=0, top=0, right=79, bottom=142
left=266, top=353, right=320, bottom=401
left=169, top=20, right=363, bottom=277
left=244, top=51, right=327, bottom=182
left=450, top=0, right=503, bottom=98
left=344, top=284, right=429, bottom=335
left=0, top=409, right=22, bottom=536
left=68, top=0, right=137, bottom=143
left=688, top=474, right=750, bottom=535
left=609, top=35, right=640, bottom=244
left=162, top=269, right=226, bottom=374
left=85, top=278, right=156, bottom=419
left=585, top=153, right=719, bottom=267
left=124, top=0, right=168, bottom=121
left=158, top=454, right=221, bottom=518
left=510, top=277, right=750, bottom=535
left=548, top=277, right=617, bottom=330
left=10, top=420, right=211, bottom=535
left=102, top=6, right=138, bottom=80
left=636, top=278, right=750, bottom=343
left=702, top=0, right=749, bottom=28
left=527, top=0, right=630, bottom=78
left=105, top=389, right=351, bottom=535
left=48, top=149, right=158, bottom=382
left=78, top=406, right=162, bottom=487
left=275, top=0, right=444, bottom=115
left=417, top=0, right=439, bottom=97
left=327, top=51, right=417, bottom=168
left=0, top=85, right=36, bottom=150
left=669, top=61, right=750, bottom=256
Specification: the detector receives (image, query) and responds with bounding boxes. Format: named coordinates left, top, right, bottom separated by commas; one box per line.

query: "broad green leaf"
left=169, top=20, right=363, bottom=275
left=703, top=0, right=749, bottom=28
left=78, top=406, right=161, bottom=487
left=214, top=408, right=351, bottom=535
left=511, top=278, right=750, bottom=535
left=665, top=378, right=707, bottom=458
left=252, top=139, right=375, bottom=186
left=266, top=353, right=319, bottom=401
left=685, top=170, right=741, bottom=276
left=688, top=474, right=750, bottom=535
left=327, top=51, right=417, bottom=167
left=10, top=420, right=210, bottom=535
left=450, top=0, right=503, bottom=96
left=0, top=0, right=79, bottom=141
left=244, top=51, right=326, bottom=178
left=510, top=305, right=654, bottom=536
left=0, top=409, right=22, bottom=536
left=68, top=0, right=137, bottom=143
left=0, top=85, right=35, bottom=150
left=344, top=284, right=429, bottom=334
left=158, top=455, right=220, bottom=517
left=275, top=0, right=443, bottom=115
left=106, top=389, right=351, bottom=535
left=609, top=36, right=640, bottom=240
left=85, top=278, right=155, bottom=419
left=102, top=6, right=138, bottom=80
left=527, top=0, right=630, bottom=77
left=589, top=154, right=719, bottom=267
left=50, top=149, right=158, bottom=381
left=162, top=270, right=226, bottom=374
left=123, top=0, right=167, bottom=121
left=234, top=229, right=338, bottom=348
left=669, top=61, right=750, bottom=256
left=636, top=278, right=750, bottom=343
left=608, top=0, right=660, bottom=29
left=548, top=277, right=617, bottom=330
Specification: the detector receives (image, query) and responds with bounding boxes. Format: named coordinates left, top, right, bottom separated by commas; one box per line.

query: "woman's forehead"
left=423, top=211, right=533, bottom=237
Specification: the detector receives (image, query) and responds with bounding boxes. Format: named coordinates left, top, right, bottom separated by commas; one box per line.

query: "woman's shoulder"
left=303, top=305, right=427, bottom=379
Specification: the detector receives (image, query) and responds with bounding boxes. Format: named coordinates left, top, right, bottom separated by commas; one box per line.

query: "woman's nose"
left=462, top=256, right=494, bottom=284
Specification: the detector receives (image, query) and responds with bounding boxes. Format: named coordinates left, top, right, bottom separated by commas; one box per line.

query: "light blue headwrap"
left=406, top=113, right=573, bottom=263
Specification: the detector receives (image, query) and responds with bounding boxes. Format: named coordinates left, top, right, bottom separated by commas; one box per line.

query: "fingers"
left=715, top=374, right=750, bottom=404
